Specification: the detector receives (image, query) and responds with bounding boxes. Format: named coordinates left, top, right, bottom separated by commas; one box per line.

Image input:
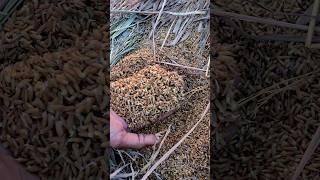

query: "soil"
left=213, top=1, right=320, bottom=179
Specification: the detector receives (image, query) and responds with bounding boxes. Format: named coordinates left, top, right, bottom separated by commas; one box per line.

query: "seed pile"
left=110, top=27, right=210, bottom=178
left=135, top=43, right=210, bottom=179
left=213, top=44, right=239, bottom=82
left=0, top=0, right=106, bottom=64
left=212, top=43, right=241, bottom=134
left=154, top=90, right=210, bottom=179
left=0, top=28, right=108, bottom=179
left=110, top=48, right=156, bottom=81
left=111, top=64, right=184, bottom=131
left=213, top=42, right=320, bottom=180
left=213, top=1, right=320, bottom=179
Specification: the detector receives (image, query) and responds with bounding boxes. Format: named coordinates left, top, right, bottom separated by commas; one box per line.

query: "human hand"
left=0, top=145, right=39, bottom=180
left=110, top=110, right=158, bottom=149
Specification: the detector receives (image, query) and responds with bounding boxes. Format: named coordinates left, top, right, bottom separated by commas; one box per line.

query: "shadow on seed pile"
left=0, top=27, right=108, bottom=179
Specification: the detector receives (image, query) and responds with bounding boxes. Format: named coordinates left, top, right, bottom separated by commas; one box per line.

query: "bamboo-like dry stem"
left=161, top=17, right=177, bottom=49
left=151, top=0, right=168, bottom=63
left=157, top=61, right=206, bottom=72
left=140, top=125, right=172, bottom=173
left=111, top=9, right=207, bottom=16
left=212, top=8, right=320, bottom=32
left=305, top=0, right=320, bottom=47
left=205, top=56, right=210, bottom=77
left=291, top=126, right=320, bottom=180
left=110, top=163, right=131, bottom=179
left=310, top=43, right=320, bottom=48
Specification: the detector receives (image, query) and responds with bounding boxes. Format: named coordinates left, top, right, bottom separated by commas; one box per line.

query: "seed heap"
left=0, top=0, right=106, bottom=64
left=212, top=43, right=241, bottom=126
left=212, top=42, right=320, bottom=180
left=212, top=1, right=320, bottom=178
left=110, top=30, right=210, bottom=178
left=0, top=28, right=108, bottom=179
left=110, top=48, right=156, bottom=81
left=134, top=38, right=210, bottom=179
left=111, top=64, right=184, bottom=131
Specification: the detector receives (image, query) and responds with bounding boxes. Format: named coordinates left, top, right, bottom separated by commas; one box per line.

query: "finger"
left=117, top=116, right=128, bottom=131
left=118, top=133, right=157, bottom=149
left=0, top=154, right=40, bottom=180
left=110, top=110, right=128, bottom=130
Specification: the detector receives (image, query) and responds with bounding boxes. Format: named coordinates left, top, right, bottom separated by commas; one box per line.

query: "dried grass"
left=110, top=0, right=209, bottom=66
left=0, top=0, right=22, bottom=30
left=291, top=126, right=320, bottom=180
left=109, top=129, right=170, bottom=180
left=305, top=0, right=320, bottom=47
left=212, top=8, right=320, bottom=32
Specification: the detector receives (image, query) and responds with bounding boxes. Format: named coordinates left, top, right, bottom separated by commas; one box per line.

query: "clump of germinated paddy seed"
left=111, top=64, right=185, bottom=131
left=110, top=48, right=157, bottom=81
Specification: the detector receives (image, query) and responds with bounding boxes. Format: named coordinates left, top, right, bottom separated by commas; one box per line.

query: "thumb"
left=118, top=132, right=158, bottom=149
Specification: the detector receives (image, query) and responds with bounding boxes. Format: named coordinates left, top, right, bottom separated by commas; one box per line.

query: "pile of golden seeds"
left=110, top=48, right=156, bottom=81
left=0, top=27, right=108, bottom=179
left=111, top=49, right=185, bottom=131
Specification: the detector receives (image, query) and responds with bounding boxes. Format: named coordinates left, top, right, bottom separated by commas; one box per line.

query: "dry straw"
left=110, top=0, right=209, bottom=66
left=213, top=8, right=320, bottom=32
left=0, top=0, right=23, bottom=30
left=291, top=126, right=320, bottom=180
left=305, top=0, right=320, bottom=47
left=212, top=3, right=320, bottom=43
